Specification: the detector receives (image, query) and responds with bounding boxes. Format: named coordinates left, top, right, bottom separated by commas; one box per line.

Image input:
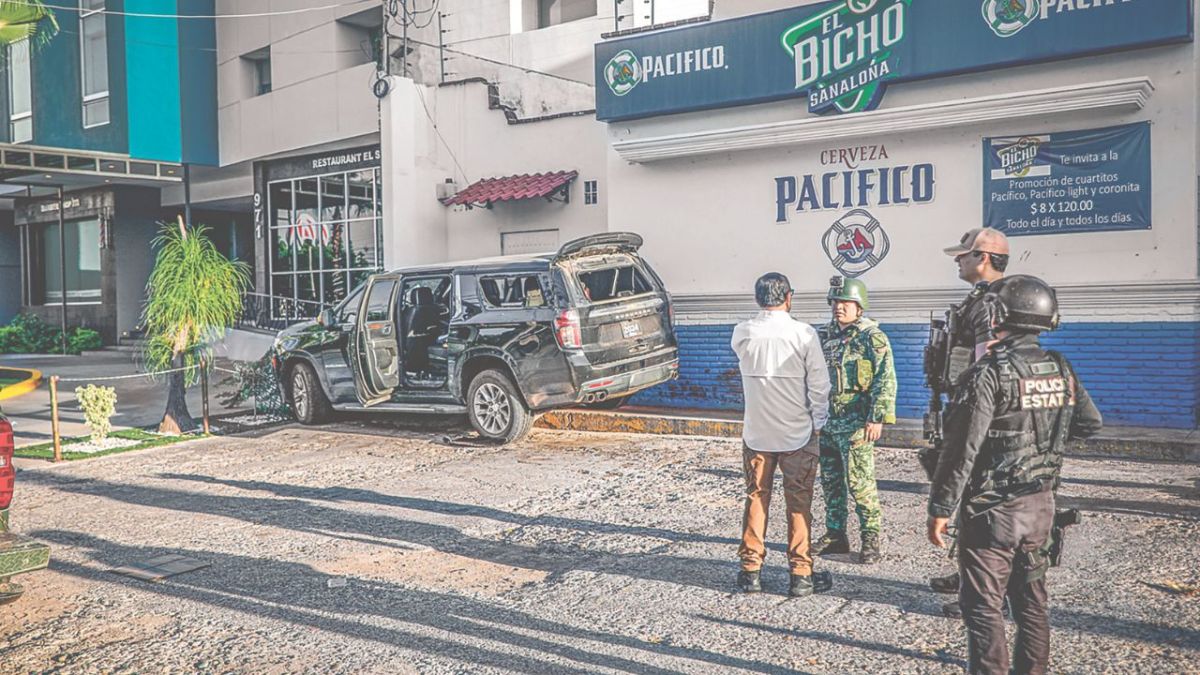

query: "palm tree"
left=142, top=217, right=250, bottom=434
left=0, top=0, right=59, bottom=48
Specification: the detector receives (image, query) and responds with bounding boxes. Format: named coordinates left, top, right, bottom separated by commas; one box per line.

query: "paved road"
left=2, top=420, right=1197, bottom=673
left=0, top=351, right=250, bottom=446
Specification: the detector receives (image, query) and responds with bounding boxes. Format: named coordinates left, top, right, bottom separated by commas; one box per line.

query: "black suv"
left=270, top=233, right=679, bottom=443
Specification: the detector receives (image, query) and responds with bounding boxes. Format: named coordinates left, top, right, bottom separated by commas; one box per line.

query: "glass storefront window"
left=43, top=219, right=102, bottom=303
left=267, top=167, right=384, bottom=318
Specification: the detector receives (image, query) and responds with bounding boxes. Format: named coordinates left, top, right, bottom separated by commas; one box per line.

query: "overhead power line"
left=15, top=0, right=375, bottom=19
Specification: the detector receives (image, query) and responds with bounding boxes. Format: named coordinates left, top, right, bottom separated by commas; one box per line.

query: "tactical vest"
left=946, top=282, right=991, bottom=393
left=967, top=345, right=1076, bottom=513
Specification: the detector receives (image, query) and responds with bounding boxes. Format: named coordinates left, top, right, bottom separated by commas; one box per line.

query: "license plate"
left=621, top=320, right=641, bottom=338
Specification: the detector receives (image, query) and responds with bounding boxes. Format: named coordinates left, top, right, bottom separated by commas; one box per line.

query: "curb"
left=0, top=368, right=43, bottom=402
left=536, top=409, right=1200, bottom=462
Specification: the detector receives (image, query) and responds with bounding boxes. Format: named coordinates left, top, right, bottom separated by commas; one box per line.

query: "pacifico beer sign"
left=595, top=0, right=1192, bottom=122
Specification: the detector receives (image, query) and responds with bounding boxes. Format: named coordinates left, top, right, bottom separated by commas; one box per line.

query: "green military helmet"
left=827, top=276, right=869, bottom=311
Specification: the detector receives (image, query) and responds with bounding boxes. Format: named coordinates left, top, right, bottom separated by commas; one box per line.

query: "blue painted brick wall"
left=633, top=321, right=1200, bottom=429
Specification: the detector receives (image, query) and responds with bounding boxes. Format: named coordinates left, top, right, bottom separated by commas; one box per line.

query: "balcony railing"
left=236, top=292, right=327, bottom=333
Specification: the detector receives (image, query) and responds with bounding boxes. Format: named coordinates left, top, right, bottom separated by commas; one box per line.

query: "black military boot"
left=930, top=571, right=960, bottom=594
left=860, top=532, right=882, bottom=564
left=788, top=573, right=814, bottom=598
left=736, top=570, right=762, bottom=594
left=812, top=530, right=850, bottom=555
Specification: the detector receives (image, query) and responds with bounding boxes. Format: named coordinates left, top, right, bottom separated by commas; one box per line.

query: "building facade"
left=594, top=0, right=1200, bottom=429
left=0, top=0, right=218, bottom=340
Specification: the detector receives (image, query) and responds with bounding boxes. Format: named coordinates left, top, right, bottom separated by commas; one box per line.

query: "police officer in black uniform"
left=927, top=228, right=1012, bottom=602
left=926, top=275, right=1103, bottom=675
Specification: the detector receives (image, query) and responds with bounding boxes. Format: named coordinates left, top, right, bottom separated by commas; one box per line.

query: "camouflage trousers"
left=819, top=429, right=882, bottom=536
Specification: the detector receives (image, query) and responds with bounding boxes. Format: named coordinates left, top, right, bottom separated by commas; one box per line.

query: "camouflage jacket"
left=818, top=317, right=897, bottom=434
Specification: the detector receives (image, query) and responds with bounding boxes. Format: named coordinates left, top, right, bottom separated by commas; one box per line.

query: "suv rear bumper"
left=578, top=358, right=679, bottom=403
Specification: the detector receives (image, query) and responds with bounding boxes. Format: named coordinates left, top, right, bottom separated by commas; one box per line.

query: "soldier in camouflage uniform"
left=813, top=277, right=897, bottom=564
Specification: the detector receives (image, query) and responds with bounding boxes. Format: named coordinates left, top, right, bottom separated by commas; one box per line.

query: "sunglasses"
left=955, top=250, right=987, bottom=262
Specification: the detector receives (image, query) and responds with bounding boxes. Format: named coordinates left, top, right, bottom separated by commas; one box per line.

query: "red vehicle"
left=0, top=409, right=50, bottom=604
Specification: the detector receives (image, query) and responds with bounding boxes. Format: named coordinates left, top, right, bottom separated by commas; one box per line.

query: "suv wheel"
left=467, top=370, right=532, bottom=444
left=290, top=362, right=332, bottom=424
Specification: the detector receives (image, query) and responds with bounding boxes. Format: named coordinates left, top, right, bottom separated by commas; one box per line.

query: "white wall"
left=216, top=1, right=381, bottom=166
left=381, top=76, right=608, bottom=267
left=605, top=35, right=1199, bottom=316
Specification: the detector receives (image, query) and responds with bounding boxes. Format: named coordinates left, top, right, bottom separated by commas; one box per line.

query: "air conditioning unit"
left=436, top=179, right=458, bottom=201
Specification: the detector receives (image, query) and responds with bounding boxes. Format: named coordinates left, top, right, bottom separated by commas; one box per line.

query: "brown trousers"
left=738, top=439, right=820, bottom=575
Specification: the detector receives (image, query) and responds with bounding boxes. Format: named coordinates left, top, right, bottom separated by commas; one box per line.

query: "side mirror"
left=317, top=308, right=335, bottom=327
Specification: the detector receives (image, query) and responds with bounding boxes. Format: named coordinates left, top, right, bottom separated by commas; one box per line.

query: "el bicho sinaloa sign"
left=595, top=0, right=1193, bottom=121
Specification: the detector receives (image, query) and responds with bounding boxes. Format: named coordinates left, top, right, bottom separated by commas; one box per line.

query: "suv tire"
left=290, top=362, right=332, bottom=425
left=467, top=370, right=532, bottom=444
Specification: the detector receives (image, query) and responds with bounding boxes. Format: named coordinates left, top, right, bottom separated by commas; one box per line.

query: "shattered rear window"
left=576, top=265, right=653, bottom=303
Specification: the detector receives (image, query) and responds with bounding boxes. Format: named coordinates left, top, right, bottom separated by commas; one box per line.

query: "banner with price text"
left=983, top=122, right=1150, bottom=237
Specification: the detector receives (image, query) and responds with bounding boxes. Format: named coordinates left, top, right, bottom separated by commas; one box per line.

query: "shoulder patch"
left=1030, top=361, right=1060, bottom=376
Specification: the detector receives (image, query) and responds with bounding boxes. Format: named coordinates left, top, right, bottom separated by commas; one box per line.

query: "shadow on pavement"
left=36, top=530, right=794, bottom=674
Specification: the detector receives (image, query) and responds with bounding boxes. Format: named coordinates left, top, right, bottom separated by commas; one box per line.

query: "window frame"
left=477, top=274, right=547, bottom=310
left=584, top=180, right=598, bottom=205
left=6, top=39, right=32, bottom=143
left=79, top=0, right=110, bottom=129
left=266, top=167, right=385, bottom=320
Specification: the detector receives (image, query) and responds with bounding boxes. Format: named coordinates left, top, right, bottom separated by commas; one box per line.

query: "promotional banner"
left=983, top=122, right=1151, bottom=236
left=595, top=0, right=1193, bottom=122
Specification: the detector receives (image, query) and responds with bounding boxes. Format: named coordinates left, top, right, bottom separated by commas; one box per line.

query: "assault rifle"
left=919, top=311, right=956, bottom=480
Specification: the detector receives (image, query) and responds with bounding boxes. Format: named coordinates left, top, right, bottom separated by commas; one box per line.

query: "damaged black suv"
left=271, top=233, right=679, bottom=443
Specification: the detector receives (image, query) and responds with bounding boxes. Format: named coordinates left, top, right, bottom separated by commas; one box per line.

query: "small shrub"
left=75, top=384, right=118, bottom=443
left=9, top=313, right=62, bottom=353
left=68, top=328, right=103, bottom=354
left=0, top=326, right=22, bottom=353
left=217, top=356, right=289, bottom=416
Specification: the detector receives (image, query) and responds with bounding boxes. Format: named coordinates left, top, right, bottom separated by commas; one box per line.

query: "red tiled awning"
left=441, top=170, right=578, bottom=207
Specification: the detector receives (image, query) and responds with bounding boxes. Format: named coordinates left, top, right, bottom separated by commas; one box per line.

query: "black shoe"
left=860, top=532, right=882, bottom=564
left=789, top=573, right=814, bottom=598
left=737, top=570, right=762, bottom=594
left=930, top=572, right=960, bottom=594
left=812, top=531, right=851, bottom=556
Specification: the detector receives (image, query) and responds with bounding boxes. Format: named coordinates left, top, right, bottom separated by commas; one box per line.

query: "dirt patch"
left=0, top=571, right=89, bottom=632
left=316, top=548, right=548, bottom=597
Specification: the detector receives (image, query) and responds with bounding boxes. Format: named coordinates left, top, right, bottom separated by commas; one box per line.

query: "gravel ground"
left=2, top=419, right=1197, bottom=674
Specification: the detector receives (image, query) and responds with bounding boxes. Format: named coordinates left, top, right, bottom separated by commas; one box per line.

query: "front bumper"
left=578, top=358, right=679, bottom=401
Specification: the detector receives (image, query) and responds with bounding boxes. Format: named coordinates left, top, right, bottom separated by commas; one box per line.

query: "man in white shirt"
left=731, top=272, right=831, bottom=597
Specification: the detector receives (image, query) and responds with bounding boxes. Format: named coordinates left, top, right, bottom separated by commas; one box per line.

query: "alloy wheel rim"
left=293, top=372, right=309, bottom=418
left=474, top=382, right=511, bottom=436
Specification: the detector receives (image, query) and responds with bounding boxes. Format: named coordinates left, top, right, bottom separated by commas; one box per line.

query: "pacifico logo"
left=604, top=45, right=726, bottom=97
left=822, top=209, right=891, bottom=278
left=604, top=50, right=642, bottom=97
left=982, top=0, right=1039, bottom=38
left=780, top=0, right=909, bottom=114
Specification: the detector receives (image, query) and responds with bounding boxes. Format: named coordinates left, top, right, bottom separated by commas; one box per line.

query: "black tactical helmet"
left=983, top=274, right=1060, bottom=333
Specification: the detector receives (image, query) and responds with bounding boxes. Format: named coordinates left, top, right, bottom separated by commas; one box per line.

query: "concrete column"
left=380, top=76, right=450, bottom=268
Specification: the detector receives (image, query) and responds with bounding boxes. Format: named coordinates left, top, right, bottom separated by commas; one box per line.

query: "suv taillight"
left=554, top=309, right=582, bottom=349
left=0, top=418, right=14, bottom=511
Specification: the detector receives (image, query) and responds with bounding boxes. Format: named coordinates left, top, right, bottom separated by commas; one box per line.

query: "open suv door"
left=349, top=274, right=402, bottom=406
